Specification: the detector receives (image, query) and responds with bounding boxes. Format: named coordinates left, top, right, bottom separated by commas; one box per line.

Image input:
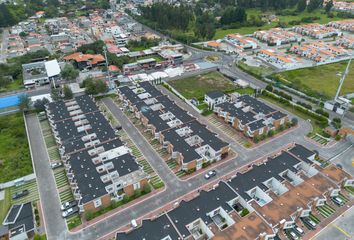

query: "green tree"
left=33, top=98, right=49, bottom=111
left=63, top=85, right=73, bottom=100
left=61, top=64, right=79, bottom=81
left=297, top=0, right=307, bottom=12
left=194, top=12, right=216, bottom=40
left=51, top=88, right=61, bottom=101
left=325, top=0, right=333, bottom=13
left=83, top=78, right=108, bottom=95
left=18, top=94, right=31, bottom=111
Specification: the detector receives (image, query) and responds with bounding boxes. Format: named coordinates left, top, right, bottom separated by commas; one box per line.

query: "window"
left=133, top=182, right=140, bottom=190
left=93, top=198, right=102, bottom=208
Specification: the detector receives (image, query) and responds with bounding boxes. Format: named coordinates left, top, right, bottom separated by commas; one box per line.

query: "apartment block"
left=292, top=23, right=342, bottom=39
left=46, top=95, right=148, bottom=212
left=116, top=144, right=354, bottom=240
left=253, top=28, right=303, bottom=46
left=290, top=41, right=351, bottom=63
left=213, top=94, right=288, bottom=138
left=117, top=82, right=230, bottom=172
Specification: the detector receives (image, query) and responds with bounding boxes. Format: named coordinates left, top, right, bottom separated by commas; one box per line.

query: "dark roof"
left=237, top=95, right=275, bottom=115
left=116, top=214, right=181, bottom=240
left=216, top=102, right=255, bottom=124
left=167, top=182, right=238, bottom=238
left=3, top=205, right=21, bottom=224
left=248, top=119, right=265, bottom=131
left=227, top=151, right=301, bottom=201
left=288, top=144, right=315, bottom=164
left=206, top=91, right=225, bottom=99
left=3, top=202, right=34, bottom=236
left=271, top=111, right=287, bottom=120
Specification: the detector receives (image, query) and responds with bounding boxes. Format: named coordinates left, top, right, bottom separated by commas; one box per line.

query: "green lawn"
left=233, top=87, right=256, bottom=95
left=272, top=60, right=354, bottom=100
left=0, top=79, right=24, bottom=93
left=214, top=9, right=343, bottom=39
left=169, top=71, right=235, bottom=100
left=0, top=189, right=11, bottom=223
left=135, top=54, right=164, bottom=62
left=0, top=113, right=32, bottom=183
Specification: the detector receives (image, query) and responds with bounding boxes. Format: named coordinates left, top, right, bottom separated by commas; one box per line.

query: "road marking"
left=331, top=224, right=351, bottom=238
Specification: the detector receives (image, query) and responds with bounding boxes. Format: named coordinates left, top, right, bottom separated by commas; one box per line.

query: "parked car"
left=332, top=196, right=344, bottom=206
left=12, top=190, right=29, bottom=200
left=289, top=231, right=299, bottom=240
left=61, top=200, right=77, bottom=211
left=51, top=162, right=63, bottom=169
left=62, top=206, right=79, bottom=218
left=301, top=217, right=316, bottom=230
left=294, top=226, right=304, bottom=235
left=204, top=170, right=216, bottom=179
left=306, top=219, right=317, bottom=229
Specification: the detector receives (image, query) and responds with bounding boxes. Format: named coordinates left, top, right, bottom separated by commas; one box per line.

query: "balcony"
left=186, top=218, right=214, bottom=240
left=208, top=207, right=235, bottom=231
left=247, top=186, right=273, bottom=207
left=281, top=170, right=303, bottom=186
left=263, top=177, right=289, bottom=196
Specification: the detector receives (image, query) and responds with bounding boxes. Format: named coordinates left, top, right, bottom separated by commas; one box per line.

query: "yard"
left=0, top=113, right=32, bottom=183
left=214, top=9, right=343, bottom=39
left=0, top=189, right=11, bottom=223
left=271, top=60, right=354, bottom=100
left=168, top=71, right=236, bottom=100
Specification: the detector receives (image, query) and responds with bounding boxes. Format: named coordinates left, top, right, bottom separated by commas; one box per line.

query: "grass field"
left=214, top=9, right=343, bottom=39
left=0, top=113, right=32, bottom=183
left=272, top=60, right=354, bottom=100
left=169, top=71, right=235, bottom=100
left=0, top=189, right=11, bottom=223
left=0, top=79, right=24, bottom=93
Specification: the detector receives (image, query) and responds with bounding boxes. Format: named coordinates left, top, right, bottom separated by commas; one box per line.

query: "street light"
left=102, top=46, right=114, bottom=90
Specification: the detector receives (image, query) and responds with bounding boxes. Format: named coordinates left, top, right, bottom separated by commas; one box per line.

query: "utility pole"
left=103, top=46, right=114, bottom=90
left=334, top=57, right=351, bottom=101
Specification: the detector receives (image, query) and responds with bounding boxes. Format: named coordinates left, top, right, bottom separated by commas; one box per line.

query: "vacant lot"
left=0, top=113, right=32, bottom=183
left=272, top=61, right=354, bottom=100
left=169, top=71, right=235, bottom=100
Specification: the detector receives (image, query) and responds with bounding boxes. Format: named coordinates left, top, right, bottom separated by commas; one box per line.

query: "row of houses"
left=45, top=95, right=148, bottom=213
left=290, top=41, right=351, bottom=63
left=116, top=143, right=354, bottom=240
left=327, top=19, right=354, bottom=33
left=117, top=82, right=230, bottom=172
left=257, top=49, right=302, bottom=69
left=206, top=92, right=288, bottom=138
left=336, top=35, right=354, bottom=49
left=206, top=33, right=258, bottom=55
left=253, top=28, right=303, bottom=46
left=292, top=23, right=343, bottom=39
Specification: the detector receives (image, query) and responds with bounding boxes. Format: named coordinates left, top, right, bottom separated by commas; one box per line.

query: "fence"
left=0, top=173, right=36, bottom=189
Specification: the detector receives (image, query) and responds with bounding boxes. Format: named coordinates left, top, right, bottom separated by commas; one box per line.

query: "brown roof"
left=321, top=165, right=351, bottom=184
left=63, top=52, right=105, bottom=65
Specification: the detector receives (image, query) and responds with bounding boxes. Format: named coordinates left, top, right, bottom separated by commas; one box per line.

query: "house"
left=117, top=82, right=230, bottom=172
left=1, top=202, right=35, bottom=240
left=258, top=49, right=301, bottom=69
left=213, top=95, right=288, bottom=138
left=204, top=91, right=227, bottom=109
left=45, top=95, right=148, bottom=212
left=253, top=28, right=302, bottom=46
left=292, top=24, right=342, bottom=39
left=63, top=52, right=106, bottom=70
left=22, top=59, right=61, bottom=89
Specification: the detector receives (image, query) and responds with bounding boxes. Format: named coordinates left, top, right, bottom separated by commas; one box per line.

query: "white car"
left=62, top=206, right=79, bottom=218
left=204, top=170, right=216, bottom=179
left=295, top=226, right=304, bottom=235
left=290, top=231, right=299, bottom=240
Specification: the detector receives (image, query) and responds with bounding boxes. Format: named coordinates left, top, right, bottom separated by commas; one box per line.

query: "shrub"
left=240, top=208, right=250, bottom=217
left=143, top=184, right=152, bottom=194
left=335, top=134, right=341, bottom=141
left=85, top=211, right=94, bottom=221
left=267, top=129, right=275, bottom=137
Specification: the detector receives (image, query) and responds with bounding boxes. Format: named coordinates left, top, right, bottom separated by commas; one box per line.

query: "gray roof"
left=205, top=91, right=224, bottom=99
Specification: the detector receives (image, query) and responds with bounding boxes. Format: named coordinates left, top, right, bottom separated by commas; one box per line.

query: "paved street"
left=25, top=114, right=66, bottom=239
left=314, top=206, right=354, bottom=240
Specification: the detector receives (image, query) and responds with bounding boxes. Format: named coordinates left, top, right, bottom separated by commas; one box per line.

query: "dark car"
left=61, top=200, right=77, bottom=211
left=204, top=170, right=217, bottom=179
left=12, top=190, right=29, bottom=200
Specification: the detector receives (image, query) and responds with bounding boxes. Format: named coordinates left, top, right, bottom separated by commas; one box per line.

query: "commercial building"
left=22, top=59, right=61, bottom=88
left=213, top=94, right=288, bottom=138
left=46, top=95, right=148, bottom=212
left=117, top=82, right=230, bottom=171
left=116, top=144, right=354, bottom=240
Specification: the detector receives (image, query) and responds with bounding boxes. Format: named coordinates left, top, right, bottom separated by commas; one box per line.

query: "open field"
left=169, top=71, right=235, bottom=100
left=214, top=9, right=343, bottom=39
left=271, top=60, right=354, bottom=100
left=0, top=113, right=32, bottom=183
left=0, top=189, right=11, bottom=223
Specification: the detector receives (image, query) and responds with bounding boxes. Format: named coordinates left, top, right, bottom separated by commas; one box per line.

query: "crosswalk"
left=206, top=115, right=251, bottom=147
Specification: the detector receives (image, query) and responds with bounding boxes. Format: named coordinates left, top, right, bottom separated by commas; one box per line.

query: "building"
left=1, top=202, right=35, bottom=240
left=258, top=49, right=301, bottom=70
left=253, top=28, right=303, bottom=46
left=46, top=95, right=148, bottom=212
left=22, top=59, right=61, bottom=88
left=336, top=35, right=354, bottom=49
left=117, top=82, right=230, bottom=171
left=116, top=144, right=354, bottom=240
left=213, top=95, right=288, bottom=138
left=327, top=19, right=354, bottom=32
left=63, top=52, right=105, bottom=70
left=292, top=24, right=343, bottom=39
left=204, top=91, right=227, bottom=109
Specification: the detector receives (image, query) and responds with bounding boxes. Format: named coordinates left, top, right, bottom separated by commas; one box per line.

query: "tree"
left=63, top=85, right=73, bottom=100
left=332, top=117, right=341, bottom=129
left=194, top=12, right=216, bottom=40
left=33, top=98, right=49, bottom=111
left=325, top=0, right=333, bottom=13
left=83, top=78, right=108, bottom=95
left=297, top=0, right=307, bottom=12
left=220, top=7, right=247, bottom=26
left=291, top=117, right=298, bottom=126
left=61, top=64, right=79, bottom=81
left=51, top=88, right=61, bottom=101
left=265, top=84, right=273, bottom=92
left=18, top=94, right=31, bottom=111
left=307, top=0, right=323, bottom=12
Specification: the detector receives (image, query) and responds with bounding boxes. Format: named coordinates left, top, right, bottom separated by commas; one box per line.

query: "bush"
left=35, top=215, right=40, bottom=222
left=240, top=208, right=249, bottom=217
left=85, top=211, right=94, bottom=221
left=34, top=208, right=39, bottom=215
left=143, top=184, right=152, bottom=194
left=291, top=117, right=298, bottom=126
left=265, top=84, right=273, bottom=92
left=335, top=134, right=341, bottom=141
left=267, top=129, right=275, bottom=137
left=315, top=108, right=329, bottom=118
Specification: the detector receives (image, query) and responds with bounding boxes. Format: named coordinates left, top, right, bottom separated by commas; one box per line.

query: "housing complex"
left=330, top=1, right=354, bottom=13
left=116, top=144, right=354, bottom=240
left=22, top=59, right=61, bottom=88
left=290, top=41, right=352, bottom=63
left=117, top=82, right=230, bottom=172
left=292, top=23, right=343, bottom=39
left=45, top=95, right=148, bottom=212
left=206, top=33, right=258, bottom=55
left=336, top=35, right=354, bottom=49
left=253, top=28, right=303, bottom=46
left=257, top=49, right=302, bottom=69
left=210, top=94, right=288, bottom=138
left=327, top=19, right=354, bottom=32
